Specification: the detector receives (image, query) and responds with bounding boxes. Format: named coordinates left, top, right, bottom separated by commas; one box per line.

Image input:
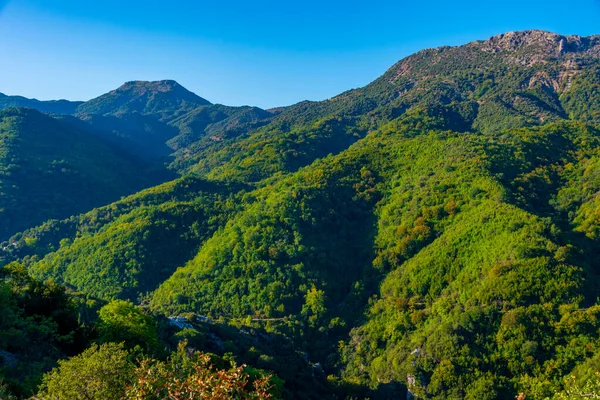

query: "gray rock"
left=168, top=316, right=195, bottom=330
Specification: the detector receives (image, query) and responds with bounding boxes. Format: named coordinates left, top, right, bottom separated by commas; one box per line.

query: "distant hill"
left=0, top=93, right=82, bottom=114
left=76, top=80, right=211, bottom=120
left=0, top=80, right=275, bottom=163
left=0, top=81, right=274, bottom=238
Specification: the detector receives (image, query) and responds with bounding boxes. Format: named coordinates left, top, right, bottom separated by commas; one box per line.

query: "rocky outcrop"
left=385, top=30, right=600, bottom=84
left=473, top=30, right=600, bottom=65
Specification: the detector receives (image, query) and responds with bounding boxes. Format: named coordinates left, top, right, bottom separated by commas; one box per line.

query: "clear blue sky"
left=0, top=0, right=599, bottom=108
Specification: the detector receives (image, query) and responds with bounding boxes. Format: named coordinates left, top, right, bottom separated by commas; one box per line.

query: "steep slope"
left=151, top=119, right=600, bottom=399
left=0, top=108, right=172, bottom=241
left=26, top=178, right=241, bottom=300
left=59, top=112, right=178, bottom=158
left=0, top=93, right=82, bottom=114
left=168, top=104, right=273, bottom=150
left=339, top=121, right=600, bottom=399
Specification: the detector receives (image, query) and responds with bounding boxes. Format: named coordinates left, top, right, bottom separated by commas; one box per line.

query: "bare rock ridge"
left=474, top=30, right=600, bottom=61
left=384, top=30, right=600, bottom=83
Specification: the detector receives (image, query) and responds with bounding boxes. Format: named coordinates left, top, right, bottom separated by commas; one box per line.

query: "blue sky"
left=0, top=0, right=599, bottom=108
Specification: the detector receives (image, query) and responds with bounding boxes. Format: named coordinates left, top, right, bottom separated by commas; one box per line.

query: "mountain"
left=0, top=108, right=172, bottom=241
left=0, top=81, right=274, bottom=161
left=0, top=81, right=275, bottom=237
left=168, top=104, right=273, bottom=149
left=2, top=30, right=600, bottom=399
left=170, top=30, right=600, bottom=183
left=75, top=80, right=211, bottom=120
left=0, top=93, right=82, bottom=114
left=0, top=80, right=210, bottom=120
left=58, top=112, right=179, bottom=158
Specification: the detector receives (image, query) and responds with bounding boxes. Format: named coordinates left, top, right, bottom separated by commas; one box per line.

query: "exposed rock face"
left=473, top=30, right=600, bottom=65
left=167, top=316, right=195, bottom=330
left=478, top=30, right=574, bottom=52
left=385, top=30, right=600, bottom=83
left=406, top=374, right=417, bottom=400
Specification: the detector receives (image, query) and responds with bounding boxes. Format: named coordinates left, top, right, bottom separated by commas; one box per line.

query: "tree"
left=37, top=343, right=134, bottom=400
left=302, top=285, right=327, bottom=327
left=97, top=300, right=160, bottom=354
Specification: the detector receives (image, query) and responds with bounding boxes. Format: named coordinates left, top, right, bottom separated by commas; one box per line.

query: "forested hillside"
left=0, top=80, right=276, bottom=240
left=0, top=108, right=172, bottom=241
left=0, top=93, right=82, bottom=114
left=2, top=30, right=600, bottom=399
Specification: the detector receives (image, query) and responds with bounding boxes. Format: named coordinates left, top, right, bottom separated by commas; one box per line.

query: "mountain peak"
left=117, top=79, right=188, bottom=92
left=77, top=80, right=210, bottom=118
left=382, top=30, right=600, bottom=83
left=111, top=79, right=209, bottom=103
left=485, top=30, right=569, bottom=45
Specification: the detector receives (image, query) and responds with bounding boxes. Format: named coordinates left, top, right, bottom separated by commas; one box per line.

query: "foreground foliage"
left=128, top=342, right=280, bottom=400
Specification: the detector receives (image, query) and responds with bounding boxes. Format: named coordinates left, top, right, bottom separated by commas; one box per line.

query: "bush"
left=126, top=342, right=280, bottom=399
left=37, top=343, right=134, bottom=400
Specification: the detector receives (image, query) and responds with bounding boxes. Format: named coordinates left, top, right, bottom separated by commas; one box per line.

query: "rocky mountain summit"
left=476, top=30, right=600, bottom=56
left=384, top=30, right=600, bottom=83
left=474, top=30, right=600, bottom=66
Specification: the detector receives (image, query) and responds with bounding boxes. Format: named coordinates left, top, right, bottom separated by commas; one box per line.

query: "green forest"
left=1, top=30, right=600, bottom=399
